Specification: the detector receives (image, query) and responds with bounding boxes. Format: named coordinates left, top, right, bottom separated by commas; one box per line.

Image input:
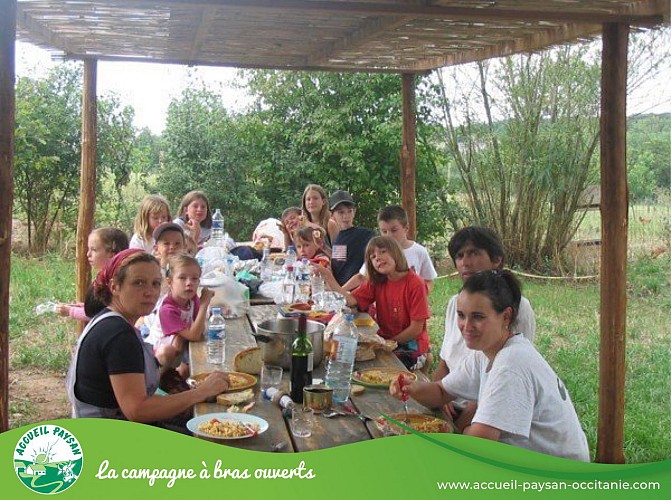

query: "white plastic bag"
left=205, top=273, right=250, bottom=318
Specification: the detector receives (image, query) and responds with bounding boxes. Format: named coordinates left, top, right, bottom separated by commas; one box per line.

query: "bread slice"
left=216, top=388, right=255, bottom=406
left=355, top=343, right=376, bottom=361
left=234, top=346, right=263, bottom=375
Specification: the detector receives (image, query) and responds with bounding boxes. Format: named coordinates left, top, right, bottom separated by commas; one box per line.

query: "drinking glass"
left=291, top=406, right=314, bottom=438
left=260, top=365, right=283, bottom=400
left=310, top=275, right=325, bottom=307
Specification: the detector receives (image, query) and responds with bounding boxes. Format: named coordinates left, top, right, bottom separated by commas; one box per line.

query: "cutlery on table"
left=397, top=374, right=410, bottom=424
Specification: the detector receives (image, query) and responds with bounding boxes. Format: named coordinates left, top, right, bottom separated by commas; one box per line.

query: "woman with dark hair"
left=390, top=270, right=589, bottom=461
left=67, top=249, right=228, bottom=422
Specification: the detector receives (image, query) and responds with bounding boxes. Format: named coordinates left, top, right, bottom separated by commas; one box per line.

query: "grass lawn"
left=8, top=252, right=671, bottom=463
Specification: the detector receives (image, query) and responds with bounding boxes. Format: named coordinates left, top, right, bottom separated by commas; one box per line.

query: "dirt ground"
left=9, top=368, right=70, bottom=428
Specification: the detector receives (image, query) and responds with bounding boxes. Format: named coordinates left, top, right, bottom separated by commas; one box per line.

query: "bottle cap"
left=211, top=307, right=221, bottom=315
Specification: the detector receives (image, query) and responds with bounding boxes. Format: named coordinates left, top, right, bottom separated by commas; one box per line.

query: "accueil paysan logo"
left=13, top=424, right=83, bottom=494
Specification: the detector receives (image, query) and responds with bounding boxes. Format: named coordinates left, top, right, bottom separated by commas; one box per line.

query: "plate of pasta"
left=351, top=368, right=416, bottom=388
left=188, top=371, right=257, bottom=393
left=187, top=413, right=269, bottom=440
left=375, top=414, right=454, bottom=436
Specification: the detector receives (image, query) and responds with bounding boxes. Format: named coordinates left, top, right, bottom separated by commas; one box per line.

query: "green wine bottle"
left=290, top=313, right=313, bottom=403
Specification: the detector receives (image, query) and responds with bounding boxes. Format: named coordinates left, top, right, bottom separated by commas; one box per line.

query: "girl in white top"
left=129, top=194, right=171, bottom=253
left=391, top=270, right=589, bottom=462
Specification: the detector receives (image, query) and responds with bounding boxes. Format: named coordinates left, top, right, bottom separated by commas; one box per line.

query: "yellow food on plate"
left=198, top=418, right=259, bottom=438
left=376, top=414, right=453, bottom=435
left=189, top=371, right=256, bottom=392
left=356, top=369, right=416, bottom=386
left=354, top=317, right=375, bottom=327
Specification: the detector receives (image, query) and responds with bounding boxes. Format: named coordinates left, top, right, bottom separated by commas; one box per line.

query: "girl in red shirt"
left=318, top=236, right=431, bottom=371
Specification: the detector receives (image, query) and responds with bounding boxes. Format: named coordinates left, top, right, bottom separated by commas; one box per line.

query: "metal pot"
left=253, top=318, right=325, bottom=369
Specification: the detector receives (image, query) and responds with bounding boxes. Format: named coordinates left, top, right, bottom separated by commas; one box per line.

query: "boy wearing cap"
left=152, top=222, right=188, bottom=274
left=328, top=190, right=375, bottom=285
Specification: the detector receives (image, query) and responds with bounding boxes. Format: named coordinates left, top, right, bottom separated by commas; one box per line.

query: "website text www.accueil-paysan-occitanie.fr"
left=437, top=479, right=661, bottom=493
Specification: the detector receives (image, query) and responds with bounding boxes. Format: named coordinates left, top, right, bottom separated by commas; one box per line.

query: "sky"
left=15, top=40, right=671, bottom=135
left=15, top=41, right=251, bottom=134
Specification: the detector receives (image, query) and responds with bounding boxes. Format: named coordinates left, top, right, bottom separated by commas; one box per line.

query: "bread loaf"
left=216, top=388, right=255, bottom=406
left=233, top=346, right=263, bottom=375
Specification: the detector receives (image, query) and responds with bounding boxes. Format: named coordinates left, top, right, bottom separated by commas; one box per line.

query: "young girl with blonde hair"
left=129, top=195, right=171, bottom=252
left=148, top=255, right=214, bottom=375
left=56, top=227, right=129, bottom=321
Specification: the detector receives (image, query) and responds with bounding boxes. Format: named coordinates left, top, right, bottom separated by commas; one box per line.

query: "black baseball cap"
left=152, top=222, right=185, bottom=241
left=329, top=190, right=356, bottom=211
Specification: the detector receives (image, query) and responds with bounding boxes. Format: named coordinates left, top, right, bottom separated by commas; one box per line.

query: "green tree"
left=95, top=95, right=138, bottom=228
left=157, top=86, right=256, bottom=239
left=627, top=113, right=671, bottom=196
left=430, top=46, right=601, bottom=271
left=429, top=28, right=671, bottom=271
left=14, top=64, right=138, bottom=253
left=15, top=65, right=82, bottom=253
left=156, top=72, right=456, bottom=242
left=242, top=70, right=455, bottom=240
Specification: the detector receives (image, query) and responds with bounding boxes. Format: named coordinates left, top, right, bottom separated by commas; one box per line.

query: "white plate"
left=187, top=413, right=269, bottom=440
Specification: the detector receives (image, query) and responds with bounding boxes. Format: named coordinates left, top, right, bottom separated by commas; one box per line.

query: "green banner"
left=2, top=419, right=669, bottom=499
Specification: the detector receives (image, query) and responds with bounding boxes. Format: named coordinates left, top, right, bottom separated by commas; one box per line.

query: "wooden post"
left=597, top=22, right=629, bottom=464
left=0, top=0, right=16, bottom=434
left=76, top=60, right=98, bottom=324
left=401, top=73, right=417, bottom=240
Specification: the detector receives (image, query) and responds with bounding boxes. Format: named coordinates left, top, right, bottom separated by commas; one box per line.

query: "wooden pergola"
left=1, top=0, right=669, bottom=463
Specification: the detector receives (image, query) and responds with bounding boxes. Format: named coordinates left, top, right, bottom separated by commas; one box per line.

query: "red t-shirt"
left=352, top=270, right=430, bottom=355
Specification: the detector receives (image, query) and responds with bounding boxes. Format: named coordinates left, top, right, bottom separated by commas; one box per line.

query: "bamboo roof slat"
left=15, top=0, right=671, bottom=72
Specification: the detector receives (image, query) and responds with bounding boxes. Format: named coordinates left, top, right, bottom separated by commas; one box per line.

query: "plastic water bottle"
left=211, top=208, right=225, bottom=241
left=297, top=258, right=311, bottom=302
left=207, top=307, right=226, bottom=365
left=35, top=301, right=58, bottom=315
left=282, top=266, right=296, bottom=304
left=285, top=245, right=297, bottom=269
left=325, top=312, right=359, bottom=402
left=260, top=246, right=272, bottom=281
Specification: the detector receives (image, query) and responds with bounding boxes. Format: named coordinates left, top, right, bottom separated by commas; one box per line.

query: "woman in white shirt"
left=391, top=270, right=589, bottom=462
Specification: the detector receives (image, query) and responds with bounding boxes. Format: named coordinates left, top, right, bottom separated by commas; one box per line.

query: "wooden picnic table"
left=190, top=305, right=430, bottom=452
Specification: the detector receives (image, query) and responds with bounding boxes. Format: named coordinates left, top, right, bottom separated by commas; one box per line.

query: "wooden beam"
left=597, top=22, right=629, bottom=464
left=189, top=6, right=218, bottom=61
left=117, top=0, right=667, bottom=25
left=0, top=0, right=16, bottom=434
left=306, top=15, right=406, bottom=67
left=401, top=73, right=417, bottom=240
left=57, top=53, right=411, bottom=74
left=76, top=60, right=97, bottom=328
left=407, top=22, right=602, bottom=71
